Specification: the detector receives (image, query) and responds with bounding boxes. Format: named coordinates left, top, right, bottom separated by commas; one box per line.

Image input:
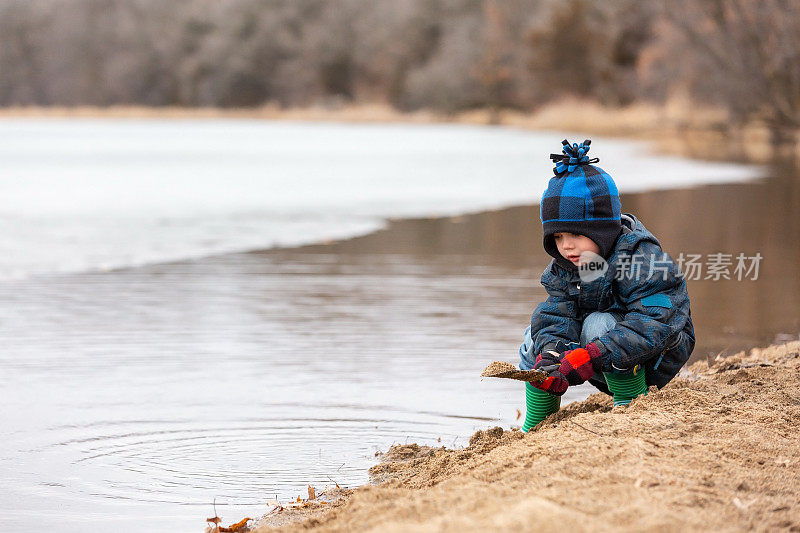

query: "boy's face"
left=553, top=232, right=600, bottom=265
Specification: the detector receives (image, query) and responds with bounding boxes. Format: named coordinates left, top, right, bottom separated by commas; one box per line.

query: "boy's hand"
left=531, top=343, right=603, bottom=395
left=531, top=350, right=569, bottom=395
left=532, top=350, right=561, bottom=374
left=558, top=343, right=603, bottom=385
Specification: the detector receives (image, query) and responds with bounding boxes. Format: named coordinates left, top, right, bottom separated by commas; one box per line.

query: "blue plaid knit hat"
left=540, top=139, right=622, bottom=270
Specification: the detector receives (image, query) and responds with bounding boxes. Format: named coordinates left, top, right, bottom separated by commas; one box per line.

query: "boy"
left=518, top=140, right=695, bottom=432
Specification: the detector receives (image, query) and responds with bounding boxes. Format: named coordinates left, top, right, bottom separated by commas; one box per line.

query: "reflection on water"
left=1, top=170, right=798, bottom=531
left=312, top=167, right=800, bottom=358
left=0, top=249, right=589, bottom=532
left=622, top=168, right=800, bottom=356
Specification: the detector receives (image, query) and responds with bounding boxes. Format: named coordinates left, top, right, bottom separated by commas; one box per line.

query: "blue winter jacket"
left=524, top=212, right=695, bottom=389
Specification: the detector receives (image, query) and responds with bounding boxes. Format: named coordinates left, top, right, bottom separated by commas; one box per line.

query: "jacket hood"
left=615, top=212, right=661, bottom=252
left=548, top=212, right=660, bottom=278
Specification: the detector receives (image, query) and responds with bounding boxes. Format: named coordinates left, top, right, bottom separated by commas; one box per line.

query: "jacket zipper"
left=654, top=335, right=683, bottom=370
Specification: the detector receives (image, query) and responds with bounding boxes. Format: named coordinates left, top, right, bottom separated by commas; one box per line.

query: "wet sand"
left=253, top=341, right=800, bottom=532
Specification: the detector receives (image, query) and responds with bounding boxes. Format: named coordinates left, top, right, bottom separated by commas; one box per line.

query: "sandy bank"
left=251, top=341, right=800, bottom=532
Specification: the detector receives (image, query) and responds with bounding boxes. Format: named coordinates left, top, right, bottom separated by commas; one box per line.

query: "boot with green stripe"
left=521, top=382, right=561, bottom=432
left=603, top=365, right=648, bottom=406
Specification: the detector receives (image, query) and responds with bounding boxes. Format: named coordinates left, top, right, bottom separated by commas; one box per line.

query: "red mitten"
left=558, top=343, right=603, bottom=385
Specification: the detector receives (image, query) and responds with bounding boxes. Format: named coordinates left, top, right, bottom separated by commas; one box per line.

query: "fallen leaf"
left=220, top=517, right=252, bottom=532
left=516, top=409, right=521, bottom=420
left=206, top=517, right=222, bottom=525
left=308, top=485, right=316, bottom=500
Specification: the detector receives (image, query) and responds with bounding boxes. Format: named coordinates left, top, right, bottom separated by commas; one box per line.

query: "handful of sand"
left=480, top=361, right=546, bottom=383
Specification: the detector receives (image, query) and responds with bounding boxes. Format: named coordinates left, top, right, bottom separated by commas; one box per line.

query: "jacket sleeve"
left=529, top=266, right=582, bottom=356
left=592, top=240, right=691, bottom=371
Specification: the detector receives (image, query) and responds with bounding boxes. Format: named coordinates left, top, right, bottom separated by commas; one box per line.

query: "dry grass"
left=0, top=98, right=793, bottom=164
left=0, top=102, right=439, bottom=123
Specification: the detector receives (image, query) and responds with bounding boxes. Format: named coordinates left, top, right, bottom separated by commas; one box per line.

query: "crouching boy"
left=519, top=140, right=695, bottom=432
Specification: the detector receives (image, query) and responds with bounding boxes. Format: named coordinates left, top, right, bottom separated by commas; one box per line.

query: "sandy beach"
left=250, top=340, right=800, bottom=532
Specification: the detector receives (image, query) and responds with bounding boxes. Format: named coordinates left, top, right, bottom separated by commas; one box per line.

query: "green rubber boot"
left=603, top=367, right=648, bottom=406
left=521, top=382, right=561, bottom=432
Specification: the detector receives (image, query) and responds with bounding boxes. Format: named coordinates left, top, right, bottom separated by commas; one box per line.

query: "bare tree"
left=473, top=0, right=514, bottom=122
left=661, top=0, right=800, bottom=148
left=0, top=0, right=794, bottom=149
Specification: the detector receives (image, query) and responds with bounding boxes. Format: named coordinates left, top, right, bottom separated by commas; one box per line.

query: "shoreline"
left=249, top=340, right=800, bottom=532
left=5, top=104, right=796, bottom=531
left=0, top=100, right=786, bottom=164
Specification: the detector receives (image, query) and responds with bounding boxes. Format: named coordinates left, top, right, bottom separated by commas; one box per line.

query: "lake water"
left=0, top=119, right=757, bottom=280
left=0, top=119, right=775, bottom=532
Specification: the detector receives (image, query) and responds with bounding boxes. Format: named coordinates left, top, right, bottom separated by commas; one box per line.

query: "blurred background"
left=0, top=1, right=798, bottom=531
left=0, top=0, right=798, bottom=144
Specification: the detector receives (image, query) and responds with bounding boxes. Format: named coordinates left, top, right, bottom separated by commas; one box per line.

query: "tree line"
left=1, top=0, right=798, bottom=138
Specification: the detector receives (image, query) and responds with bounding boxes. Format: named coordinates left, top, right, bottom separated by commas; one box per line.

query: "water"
left=0, top=119, right=770, bottom=532
left=2, top=252, right=568, bottom=532
left=0, top=119, right=758, bottom=280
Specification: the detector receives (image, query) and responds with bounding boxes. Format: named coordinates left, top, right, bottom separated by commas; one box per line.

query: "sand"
left=480, top=361, right=546, bottom=382
left=251, top=340, right=800, bottom=532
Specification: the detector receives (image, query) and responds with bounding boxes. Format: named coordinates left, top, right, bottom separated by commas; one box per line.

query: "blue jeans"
left=580, top=311, right=625, bottom=389
left=580, top=311, right=623, bottom=346
left=519, top=311, right=622, bottom=374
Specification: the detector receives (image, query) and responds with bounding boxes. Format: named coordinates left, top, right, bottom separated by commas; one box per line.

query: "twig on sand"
left=265, top=505, right=283, bottom=517
left=323, top=462, right=345, bottom=488
left=570, top=420, right=606, bottom=436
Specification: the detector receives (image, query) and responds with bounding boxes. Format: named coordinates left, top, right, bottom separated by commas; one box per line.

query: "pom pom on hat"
left=549, top=139, right=599, bottom=177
